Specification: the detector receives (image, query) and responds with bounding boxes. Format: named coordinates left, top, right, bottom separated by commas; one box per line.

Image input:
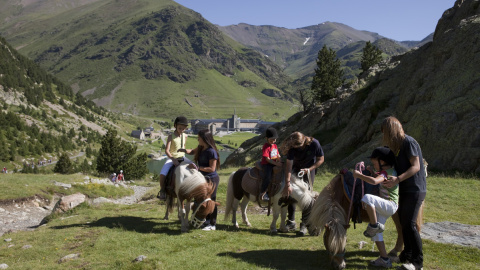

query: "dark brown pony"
left=172, top=162, right=219, bottom=232
left=307, top=174, right=423, bottom=269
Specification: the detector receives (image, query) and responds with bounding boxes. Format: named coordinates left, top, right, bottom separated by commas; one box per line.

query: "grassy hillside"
left=0, top=0, right=297, bottom=121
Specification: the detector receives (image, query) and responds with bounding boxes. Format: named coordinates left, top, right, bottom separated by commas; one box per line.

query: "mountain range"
left=0, top=0, right=433, bottom=122
left=218, top=22, right=431, bottom=80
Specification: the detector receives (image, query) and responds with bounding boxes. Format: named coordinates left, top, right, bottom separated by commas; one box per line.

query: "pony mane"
left=178, top=169, right=208, bottom=199
left=290, top=173, right=316, bottom=209
left=307, top=175, right=347, bottom=255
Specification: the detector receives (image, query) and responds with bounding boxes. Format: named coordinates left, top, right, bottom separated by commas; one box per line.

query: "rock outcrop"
left=226, top=0, right=480, bottom=173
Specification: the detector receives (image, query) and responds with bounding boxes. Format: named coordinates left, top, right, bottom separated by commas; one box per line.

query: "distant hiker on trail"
left=117, top=170, right=124, bottom=181
left=157, top=116, right=191, bottom=200
left=110, top=173, right=117, bottom=183
left=260, top=127, right=282, bottom=202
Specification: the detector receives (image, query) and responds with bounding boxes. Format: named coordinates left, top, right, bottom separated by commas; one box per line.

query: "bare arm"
left=384, top=155, right=421, bottom=188
left=307, top=156, right=324, bottom=172
left=264, top=156, right=282, bottom=166
left=282, top=159, right=293, bottom=196
left=199, top=159, right=217, bottom=173
left=353, top=170, right=385, bottom=185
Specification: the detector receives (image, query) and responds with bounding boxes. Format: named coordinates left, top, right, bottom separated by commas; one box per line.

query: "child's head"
left=174, top=116, right=189, bottom=133
left=368, top=147, right=395, bottom=171
left=265, top=127, right=278, bottom=144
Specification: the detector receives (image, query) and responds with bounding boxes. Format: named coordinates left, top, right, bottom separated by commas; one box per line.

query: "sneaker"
left=262, top=193, right=270, bottom=202
left=398, top=263, right=422, bottom=270
left=157, top=191, right=166, bottom=200
left=285, top=220, right=296, bottom=232
left=369, top=257, right=392, bottom=268
left=296, top=223, right=307, bottom=236
left=202, top=225, right=216, bottom=231
left=363, top=222, right=385, bottom=238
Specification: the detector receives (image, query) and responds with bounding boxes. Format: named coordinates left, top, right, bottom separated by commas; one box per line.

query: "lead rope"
left=346, top=162, right=365, bottom=225
left=298, top=168, right=312, bottom=191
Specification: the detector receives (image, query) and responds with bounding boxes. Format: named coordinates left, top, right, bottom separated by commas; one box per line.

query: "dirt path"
left=0, top=185, right=154, bottom=235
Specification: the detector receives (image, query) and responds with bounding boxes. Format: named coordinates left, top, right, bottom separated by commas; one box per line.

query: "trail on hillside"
left=0, top=185, right=154, bottom=235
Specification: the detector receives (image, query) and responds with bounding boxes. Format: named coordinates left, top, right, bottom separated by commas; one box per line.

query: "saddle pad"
left=342, top=169, right=378, bottom=201
left=241, top=167, right=261, bottom=196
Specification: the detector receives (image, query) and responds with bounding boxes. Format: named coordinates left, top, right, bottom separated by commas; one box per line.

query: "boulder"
left=52, top=193, right=86, bottom=214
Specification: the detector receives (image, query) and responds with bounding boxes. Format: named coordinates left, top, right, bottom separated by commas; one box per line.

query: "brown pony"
left=307, top=174, right=423, bottom=269
left=173, top=162, right=219, bottom=232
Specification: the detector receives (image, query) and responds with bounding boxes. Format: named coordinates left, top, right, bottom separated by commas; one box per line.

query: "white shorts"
left=361, top=194, right=398, bottom=242
left=160, top=157, right=191, bottom=176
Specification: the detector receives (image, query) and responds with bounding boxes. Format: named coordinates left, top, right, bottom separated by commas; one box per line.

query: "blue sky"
left=174, top=0, right=454, bottom=41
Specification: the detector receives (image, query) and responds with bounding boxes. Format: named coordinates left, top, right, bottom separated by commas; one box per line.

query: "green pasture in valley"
left=0, top=171, right=479, bottom=269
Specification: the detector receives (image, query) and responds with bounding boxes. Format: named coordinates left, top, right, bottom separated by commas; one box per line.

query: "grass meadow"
left=0, top=169, right=479, bottom=269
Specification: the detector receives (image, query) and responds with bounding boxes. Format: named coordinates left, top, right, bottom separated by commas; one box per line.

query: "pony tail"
left=224, top=172, right=236, bottom=220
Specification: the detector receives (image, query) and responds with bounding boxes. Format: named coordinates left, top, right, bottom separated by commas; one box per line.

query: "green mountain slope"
left=0, top=35, right=109, bottom=170
left=0, top=0, right=296, bottom=121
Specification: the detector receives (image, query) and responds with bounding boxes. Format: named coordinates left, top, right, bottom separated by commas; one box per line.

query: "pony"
left=224, top=165, right=318, bottom=233
left=170, top=162, right=218, bottom=232
left=306, top=173, right=423, bottom=269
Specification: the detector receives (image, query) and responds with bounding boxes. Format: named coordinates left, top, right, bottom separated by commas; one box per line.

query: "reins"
left=346, top=162, right=365, bottom=225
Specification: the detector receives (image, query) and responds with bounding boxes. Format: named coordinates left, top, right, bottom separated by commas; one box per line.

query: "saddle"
left=340, top=169, right=378, bottom=227
left=165, top=165, right=177, bottom=196
left=241, top=161, right=282, bottom=197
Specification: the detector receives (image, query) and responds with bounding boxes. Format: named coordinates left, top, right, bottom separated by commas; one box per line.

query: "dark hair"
left=174, top=116, right=189, bottom=128
left=194, top=129, right=220, bottom=169
left=279, top=131, right=312, bottom=155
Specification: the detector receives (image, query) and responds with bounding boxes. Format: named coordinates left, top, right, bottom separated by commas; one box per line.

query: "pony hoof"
left=270, top=229, right=278, bottom=234
left=246, top=222, right=252, bottom=227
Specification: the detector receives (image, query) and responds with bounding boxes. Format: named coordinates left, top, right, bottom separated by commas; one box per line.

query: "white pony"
left=174, top=162, right=218, bottom=233
left=224, top=168, right=317, bottom=233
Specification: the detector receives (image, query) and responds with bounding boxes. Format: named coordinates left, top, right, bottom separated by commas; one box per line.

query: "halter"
left=189, top=198, right=212, bottom=228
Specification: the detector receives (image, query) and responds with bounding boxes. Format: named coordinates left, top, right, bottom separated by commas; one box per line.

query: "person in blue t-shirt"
left=180, top=129, right=220, bottom=231
left=381, top=116, right=426, bottom=270
left=279, top=131, right=325, bottom=236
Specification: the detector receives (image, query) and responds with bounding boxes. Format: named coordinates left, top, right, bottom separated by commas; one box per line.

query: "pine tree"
left=361, top=41, right=383, bottom=73
left=311, top=45, right=344, bottom=102
left=54, top=152, right=73, bottom=174
left=96, top=129, right=142, bottom=177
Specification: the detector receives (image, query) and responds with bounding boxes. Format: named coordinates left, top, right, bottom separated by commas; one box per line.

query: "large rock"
left=52, top=193, right=86, bottom=214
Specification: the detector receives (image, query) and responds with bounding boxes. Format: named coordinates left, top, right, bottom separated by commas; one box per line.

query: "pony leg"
left=240, top=197, right=251, bottom=227
left=231, top=198, right=240, bottom=228
left=278, top=204, right=288, bottom=232
left=270, top=196, right=282, bottom=233
left=178, top=201, right=189, bottom=233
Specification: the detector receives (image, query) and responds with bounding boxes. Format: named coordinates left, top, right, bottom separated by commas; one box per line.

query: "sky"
left=174, top=0, right=455, bottom=41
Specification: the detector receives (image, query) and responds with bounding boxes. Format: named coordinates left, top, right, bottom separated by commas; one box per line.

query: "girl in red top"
left=260, top=127, right=282, bottom=201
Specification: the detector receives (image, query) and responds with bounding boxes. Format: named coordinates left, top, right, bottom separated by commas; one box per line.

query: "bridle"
left=189, top=198, right=212, bottom=228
